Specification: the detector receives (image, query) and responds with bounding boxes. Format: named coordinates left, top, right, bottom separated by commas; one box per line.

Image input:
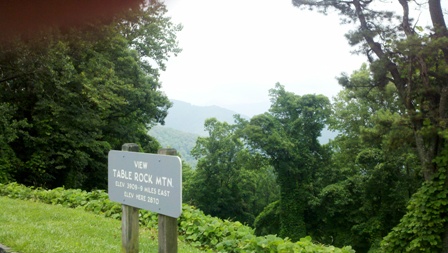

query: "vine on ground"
left=381, top=168, right=448, bottom=252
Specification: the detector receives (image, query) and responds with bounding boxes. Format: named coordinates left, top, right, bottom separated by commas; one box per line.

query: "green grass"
left=0, top=197, right=205, bottom=253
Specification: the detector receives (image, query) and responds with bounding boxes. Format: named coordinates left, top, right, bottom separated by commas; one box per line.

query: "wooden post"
left=121, top=143, right=140, bottom=253
left=158, top=148, right=178, bottom=253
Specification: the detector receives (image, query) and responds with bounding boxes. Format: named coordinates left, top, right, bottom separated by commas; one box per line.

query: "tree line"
left=184, top=0, right=448, bottom=251
left=183, top=79, right=421, bottom=252
left=0, top=1, right=181, bottom=189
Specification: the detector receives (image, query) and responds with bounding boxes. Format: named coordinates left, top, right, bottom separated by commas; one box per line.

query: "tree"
left=0, top=1, right=181, bottom=189
left=307, top=65, right=422, bottom=252
left=243, top=83, right=331, bottom=241
left=0, top=103, right=28, bottom=183
left=292, top=0, right=448, bottom=250
left=188, top=117, right=279, bottom=225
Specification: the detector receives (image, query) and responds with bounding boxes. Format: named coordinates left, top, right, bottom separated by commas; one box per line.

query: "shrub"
left=254, top=200, right=281, bottom=236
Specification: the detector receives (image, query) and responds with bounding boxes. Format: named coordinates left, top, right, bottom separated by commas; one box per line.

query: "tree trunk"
left=427, top=1, right=448, bottom=250
left=443, top=222, right=448, bottom=253
left=277, top=168, right=306, bottom=241
left=414, top=131, right=438, bottom=181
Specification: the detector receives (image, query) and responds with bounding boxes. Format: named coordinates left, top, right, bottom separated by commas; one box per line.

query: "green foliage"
left=254, top=200, right=281, bottom=236
left=311, top=65, right=422, bottom=252
left=0, top=103, right=29, bottom=183
left=244, top=83, right=331, bottom=241
left=0, top=183, right=354, bottom=253
left=291, top=0, right=448, bottom=248
left=149, top=125, right=199, bottom=168
left=188, top=117, right=279, bottom=225
left=291, top=0, right=448, bottom=247
left=0, top=1, right=180, bottom=190
left=381, top=168, right=448, bottom=252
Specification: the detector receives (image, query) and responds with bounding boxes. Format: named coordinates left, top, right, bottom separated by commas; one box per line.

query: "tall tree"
left=188, top=117, right=279, bottom=225
left=0, top=103, right=28, bottom=183
left=309, top=65, right=422, bottom=252
left=0, top=1, right=181, bottom=189
left=292, top=0, right=448, bottom=251
left=243, top=83, right=331, bottom=241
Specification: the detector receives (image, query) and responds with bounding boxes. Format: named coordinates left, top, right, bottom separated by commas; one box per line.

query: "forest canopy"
left=290, top=0, right=448, bottom=251
left=0, top=0, right=181, bottom=190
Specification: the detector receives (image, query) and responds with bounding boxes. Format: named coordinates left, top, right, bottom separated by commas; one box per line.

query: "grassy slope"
left=0, top=197, right=203, bottom=253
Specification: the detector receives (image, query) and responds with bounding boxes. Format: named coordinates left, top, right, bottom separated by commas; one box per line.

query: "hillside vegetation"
left=149, top=99, right=337, bottom=169
left=148, top=125, right=198, bottom=167
left=148, top=100, right=248, bottom=168
left=0, top=183, right=354, bottom=253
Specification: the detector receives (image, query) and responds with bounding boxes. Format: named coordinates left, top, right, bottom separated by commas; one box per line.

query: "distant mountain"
left=162, top=100, right=246, bottom=136
left=148, top=99, right=338, bottom=168
left=149, top=100, right=245, bottom=168
left=222, top=101, right=270, bottom=118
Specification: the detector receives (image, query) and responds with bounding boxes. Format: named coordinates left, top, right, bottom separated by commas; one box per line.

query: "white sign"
left=108, top=150, right=182, bottom=218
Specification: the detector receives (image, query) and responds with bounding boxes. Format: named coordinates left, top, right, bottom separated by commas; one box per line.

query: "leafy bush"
left=381, top=169, right=448, bottom=252
left=254, top=200, right=280, bottom=236
left=0, top=183, right=354, bottom=252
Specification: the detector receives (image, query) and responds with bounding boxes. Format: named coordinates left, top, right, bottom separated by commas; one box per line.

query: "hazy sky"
left=160, top=0, right=366, bottom=115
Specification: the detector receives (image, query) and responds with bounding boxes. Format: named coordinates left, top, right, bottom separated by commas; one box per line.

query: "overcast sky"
left=160, top=0, right=366, bottom=115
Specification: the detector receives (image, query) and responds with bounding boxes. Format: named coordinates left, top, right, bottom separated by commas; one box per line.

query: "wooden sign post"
left=121, top=143, right=140, bottom=253
left=108, top=144, right=182, bottom=253
left=158, top=148, right=178, bottom=253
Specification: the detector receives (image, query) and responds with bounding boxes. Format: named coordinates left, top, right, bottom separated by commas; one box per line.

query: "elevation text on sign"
left=108, top=150, right=182, bottom=218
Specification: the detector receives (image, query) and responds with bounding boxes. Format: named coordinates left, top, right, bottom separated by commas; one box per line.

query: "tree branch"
left=428, top=0, right=448, bottom=64
left=0, top=74, right=21, bottom=84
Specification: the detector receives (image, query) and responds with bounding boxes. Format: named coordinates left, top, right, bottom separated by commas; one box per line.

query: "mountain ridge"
left=161, top=100, right=246, bottom=136
left=149, top=99, right=337, bottom=167
left=149, top=100, right=244, bottom=167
